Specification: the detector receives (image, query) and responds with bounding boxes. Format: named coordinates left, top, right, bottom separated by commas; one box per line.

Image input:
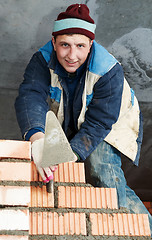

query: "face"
left=52, top=34, right=93, bottom=73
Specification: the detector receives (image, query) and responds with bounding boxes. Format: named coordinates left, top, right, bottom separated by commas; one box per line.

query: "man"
left=15, top=4, right=152, bottom=233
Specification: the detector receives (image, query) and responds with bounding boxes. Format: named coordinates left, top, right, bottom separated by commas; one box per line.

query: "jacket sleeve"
left=15, top=52, right=51, bottom=138
left=70, top=63, right=124, bottom=161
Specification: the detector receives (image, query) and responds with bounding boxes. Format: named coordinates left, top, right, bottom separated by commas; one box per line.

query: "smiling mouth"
left=65, top=60, right=78, bottom=65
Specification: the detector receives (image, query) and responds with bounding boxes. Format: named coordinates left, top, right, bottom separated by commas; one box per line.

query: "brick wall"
left=0, top=140, right=151, bottom=239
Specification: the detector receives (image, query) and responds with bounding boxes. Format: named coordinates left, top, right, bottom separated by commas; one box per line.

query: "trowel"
left=39, top=110, right=76, bottom=193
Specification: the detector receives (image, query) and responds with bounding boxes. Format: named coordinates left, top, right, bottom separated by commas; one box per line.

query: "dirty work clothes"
left=15, top=40, right=142, bottom=164
left=84, top=140, right=152, bottom=235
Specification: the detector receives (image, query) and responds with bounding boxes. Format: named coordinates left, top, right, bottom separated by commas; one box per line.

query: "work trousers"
left=84, top=140, right=152, bottom=235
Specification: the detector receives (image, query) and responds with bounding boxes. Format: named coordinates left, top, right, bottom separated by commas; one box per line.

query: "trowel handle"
left=46, top=179, right=53, bottom=193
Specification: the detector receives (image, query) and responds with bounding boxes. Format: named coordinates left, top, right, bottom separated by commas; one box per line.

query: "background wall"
left=0, top=0, right=152, bottom=200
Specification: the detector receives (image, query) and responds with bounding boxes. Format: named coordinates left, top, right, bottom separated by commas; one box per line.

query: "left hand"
left=31, top=135, right=58, bottom=183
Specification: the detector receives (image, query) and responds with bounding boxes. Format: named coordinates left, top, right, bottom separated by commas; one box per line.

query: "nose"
left=68, top=46, right=76, bottom=60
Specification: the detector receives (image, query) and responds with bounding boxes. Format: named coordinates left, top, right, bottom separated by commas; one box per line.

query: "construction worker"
left=15, top=4, right=152, bottom=234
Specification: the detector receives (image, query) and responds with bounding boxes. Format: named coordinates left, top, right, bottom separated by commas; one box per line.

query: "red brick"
left=0, top=162, right=31, bottom=181
left=143, top=201, right=151, bottom=208
left=29, top=211, right=37, bottom=235
left=0, top=140, right=31, bottom=160
left=143, top=201, right=152, bottom=215
left=148, top=208, right=152, bottom=215
left=117, top=213, right=124, bottom=235
left=137, top=214, right=145, bottom=236
left=89, top=213, right=151, bottom=236
left=58, top=186, right=118, bottom=209
left=30, top=185, right=54, bottom=208
left=0, top=186, right=30, bottom=206
left=31, top=161, right=39, bottom=181
left=54, top=162, right=85, bottom=183
left=30, top=212, right=86, bottom=235
left=90, top=213, right=98, bottom=235
left=122, top=213, right=129, bottom=235
left=37, top=212, right=43, bottom=235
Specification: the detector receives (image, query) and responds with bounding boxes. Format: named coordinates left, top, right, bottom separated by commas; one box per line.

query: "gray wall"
left=0, top=0, right=152, bottom=200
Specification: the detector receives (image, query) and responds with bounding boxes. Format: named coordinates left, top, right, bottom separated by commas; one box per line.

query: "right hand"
left=30, top=133, right=57, bottom=183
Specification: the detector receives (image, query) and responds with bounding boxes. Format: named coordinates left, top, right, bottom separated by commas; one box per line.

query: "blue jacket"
left=15, top=40, right=143, bottom=165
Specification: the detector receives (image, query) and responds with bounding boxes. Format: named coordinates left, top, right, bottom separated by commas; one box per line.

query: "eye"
left=77, top=44, right=84, bottom=48
left=61, top=43, right=69, bottom=47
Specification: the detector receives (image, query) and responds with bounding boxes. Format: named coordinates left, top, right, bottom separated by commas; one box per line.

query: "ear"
left=90, top=40, right=93, bottom=48
left=52, top=37, right=56, bottom=51
left=88, top=40, right=93, bottom=53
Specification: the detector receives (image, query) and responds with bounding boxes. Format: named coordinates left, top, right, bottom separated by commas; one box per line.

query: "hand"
left=37, top=165, right=57, bottom=183
left=31, top=134, right=57, bottom=183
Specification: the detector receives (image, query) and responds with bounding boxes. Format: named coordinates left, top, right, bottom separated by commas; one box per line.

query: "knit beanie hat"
left=52, top=4, right=96, bottom=40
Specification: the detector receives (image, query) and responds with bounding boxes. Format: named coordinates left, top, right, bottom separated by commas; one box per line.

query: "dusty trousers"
left=84, top=140, right=152, bottom=235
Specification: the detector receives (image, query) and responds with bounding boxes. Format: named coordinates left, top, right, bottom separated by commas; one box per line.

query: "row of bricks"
left=1, top=160, right=152, bottom=211
left=32, top=161, right=86, bottom=183
left=0, top=140, right=31, bottom=160
left=0, top=185, right=151, bottom=237
left=30, top=212, right=151, bottom=236
left=0, top=161, right=85, bottom=183
left=1, top=160, right=151, bottom=212
left=0, top=209, right=150, bottom=236
left=0, top=185, right=117, bottom=209
left=1, top=164, right=151, bottom=210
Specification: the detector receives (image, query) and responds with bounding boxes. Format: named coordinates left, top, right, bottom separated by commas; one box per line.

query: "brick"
left=58, top=186, right=118, bottom=209
left=31, top=161, right=39, bottom=181
left=127, top=213, right=134, bottom=235
left=98, top=212, right=104, bottom=235
left=117, top=213, right=124, bottom=235
left=42, top=212, right=48, bottom=235
left=30, top=212, right=86, bottom=235
left=0, top=186, right=30, bottom=206
left=122, top=213, right=129, bottom=235
left=149, top=208, right=152, bottom=215
left=90, top=213, right=98, bottom=235
left=32, top=160, right=86, bottom=183
left=89, top=213, right=151, bottom=236
left=29, top=211, right=37, bottom=235
left=137, top=214, right=145, bottom=236
left=95, top=187, right=102, bottom=208
left=37, top=212, right=43, bottom=234
left=142, top=214, right=151, bottom=236
left=30, top=185, right=54, bottom=208
left=0, top=209, right=29, bottom=231
left=54, top=212, right=59, bottom=235
left=0, top=162, right=31, bottom=181
left=143, top=201, right=152, bottom=215
left=54, top=162, right=85, bottom=183
left=0, top=236, right=28, bottom=240
left=58, top=185, right=66, bottom=208
left=48, top=212, right=53, bottom=235
left=0, top=140, right=31, bottom=160
left=113, top=213, right=119, bottom=235
left=107, top=213, right=114, bottom=235
left=143, top=201, right=151, bottom=208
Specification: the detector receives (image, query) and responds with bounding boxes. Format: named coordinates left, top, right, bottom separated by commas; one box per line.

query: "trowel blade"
left=39, top=111, right=75, bottom=168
